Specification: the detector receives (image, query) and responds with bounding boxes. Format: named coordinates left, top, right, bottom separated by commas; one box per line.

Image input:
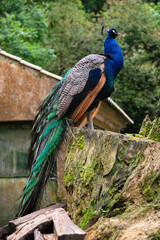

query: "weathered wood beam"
left=44, top=234, right=56, bottom=240
left=34, top=229, right=44, bottom=240
left=7, top=210, right=54, bottom=240
left=3, top=204, right=64, bottom=240
left=9, top=203, right=66, bottom=229
left=3, top=205, right=85, bottom=240
left=52, top=208, right=86, bottom=240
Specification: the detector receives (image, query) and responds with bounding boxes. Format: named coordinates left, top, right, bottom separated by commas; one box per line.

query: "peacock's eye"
left=112, top=29, right=117, bottom=34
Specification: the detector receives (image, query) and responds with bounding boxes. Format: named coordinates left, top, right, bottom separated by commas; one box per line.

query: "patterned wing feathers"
left=57, top=54, right=106, bottom=119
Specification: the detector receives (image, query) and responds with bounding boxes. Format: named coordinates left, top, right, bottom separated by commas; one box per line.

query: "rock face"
left=64, top=128, right=160, bottom=240
left=139, top=115, right=160, bottom=142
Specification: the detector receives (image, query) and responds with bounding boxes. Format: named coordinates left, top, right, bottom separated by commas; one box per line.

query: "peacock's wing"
left=56, top=54, right=106, bottom=119
left=69, top=72, right=106, bottom=123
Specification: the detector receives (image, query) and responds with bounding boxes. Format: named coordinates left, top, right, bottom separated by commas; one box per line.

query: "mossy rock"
left=63, top=126, right=160, bottom=239
left=139, top=115, right=160, bottom=142
left=139, top=114, right=152, bottom=137
left=148, top=118, right=160, bottom=142
left=64, top=128, right=160, bottom=229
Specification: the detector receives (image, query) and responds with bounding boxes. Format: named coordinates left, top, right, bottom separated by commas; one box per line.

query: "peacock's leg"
left=87, top=111, right=94, bottom=129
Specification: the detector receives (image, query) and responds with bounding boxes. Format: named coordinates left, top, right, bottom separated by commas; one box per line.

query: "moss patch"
left=79, top=202, right=98, bottom=229
left=139, top=115, right=152, bottom=137
left=142, top=170, right=160, bottom=202
left=139, top=115, right=160, bottom=142
left=148, top=118, right=160, bottom=142
left=148, top=232, right=160, bottom=240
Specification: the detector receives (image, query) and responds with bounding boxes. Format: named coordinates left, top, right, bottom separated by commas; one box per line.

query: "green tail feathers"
left=31, top=120, right=66, bottom=174
left=15, top=71, right=72, bottom=217
left=16, top=115, right=67, bottom=217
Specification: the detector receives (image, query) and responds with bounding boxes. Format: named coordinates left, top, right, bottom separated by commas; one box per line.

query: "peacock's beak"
left=101, top=27, right=121, bottom=36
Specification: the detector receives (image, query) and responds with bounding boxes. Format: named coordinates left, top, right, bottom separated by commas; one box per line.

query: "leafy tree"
left=100, top=0, right=160, bottom=132
left=81, top=0, right=106, bottom=14
left=0, top=0, right=55, bottom=67
left=46, top=0, right=104, bottom=75
left=146, top=1, right=160, bottom=25
left=144, top=0, right=159, bottom=4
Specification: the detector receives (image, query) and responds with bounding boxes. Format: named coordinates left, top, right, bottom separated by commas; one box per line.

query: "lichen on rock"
left=147, top=118, right=160, bottom=142
left=139, top=98, right=160, bottom=142
left=64, top=128, right=160, bottom=239
left=139, top=115, right=152, bottom=137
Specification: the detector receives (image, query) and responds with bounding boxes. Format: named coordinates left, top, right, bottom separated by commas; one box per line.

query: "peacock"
left=15, top=28, right=124, bottom=217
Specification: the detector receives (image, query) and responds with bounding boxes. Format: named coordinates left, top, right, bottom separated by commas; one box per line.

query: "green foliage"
left=0, top=0, right=55, bottom=67
left=45, top=0, right=103, bottom=75
left=142, top=170, right=160, bottom=202
left=81, top=0, right=106, bottom=14
left=100, top=0, right=160, bottom=132
left=145, top=0, right=159, bottom=4
left=146, top=2, right=160, bottom=25
left=148, top=232, right=160, bottom=240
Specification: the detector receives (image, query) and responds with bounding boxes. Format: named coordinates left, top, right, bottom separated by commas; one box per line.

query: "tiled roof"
left=0, top=49, right=62, bottom=81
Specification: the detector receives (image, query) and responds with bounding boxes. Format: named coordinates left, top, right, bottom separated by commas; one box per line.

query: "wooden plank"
left=6, top=206, right=65, bottom=240
left=52, top=208, right=86, bottom=240
left=44, top=234, right=56, bottom=240
left=9, top=203, right=66, bottom=229
left=34, top=229, right=44, bottom=240
left=3, top=205, right=85, bottom=240
left=0, top=204, right=64, bottom=239
left=7, top=213, right=51, bottom=240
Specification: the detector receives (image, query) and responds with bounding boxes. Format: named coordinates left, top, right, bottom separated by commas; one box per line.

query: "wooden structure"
left=0, top=204, right=86, bottom=240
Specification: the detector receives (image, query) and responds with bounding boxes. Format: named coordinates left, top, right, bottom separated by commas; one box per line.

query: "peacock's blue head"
left=101, top=27, right=119, bottom=39
left=107, top=28, right=119, bottom=39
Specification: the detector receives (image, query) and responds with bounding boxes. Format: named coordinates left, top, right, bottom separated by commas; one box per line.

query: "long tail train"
left=15, top=73, right=69, bottom=217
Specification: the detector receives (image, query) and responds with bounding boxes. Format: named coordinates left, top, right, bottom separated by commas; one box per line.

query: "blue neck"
left=104, top=35, right=124, bottom=79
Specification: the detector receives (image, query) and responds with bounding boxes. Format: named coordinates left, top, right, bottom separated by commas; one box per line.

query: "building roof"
left=0, top=49, right=133, bottom=131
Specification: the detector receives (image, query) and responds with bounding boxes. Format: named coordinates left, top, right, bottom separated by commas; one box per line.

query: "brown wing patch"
left=75, top=101, right=101, bottom=127
left=74, top=113, right=87, bottom=127
left=70, top=73, right=106, bottom=123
